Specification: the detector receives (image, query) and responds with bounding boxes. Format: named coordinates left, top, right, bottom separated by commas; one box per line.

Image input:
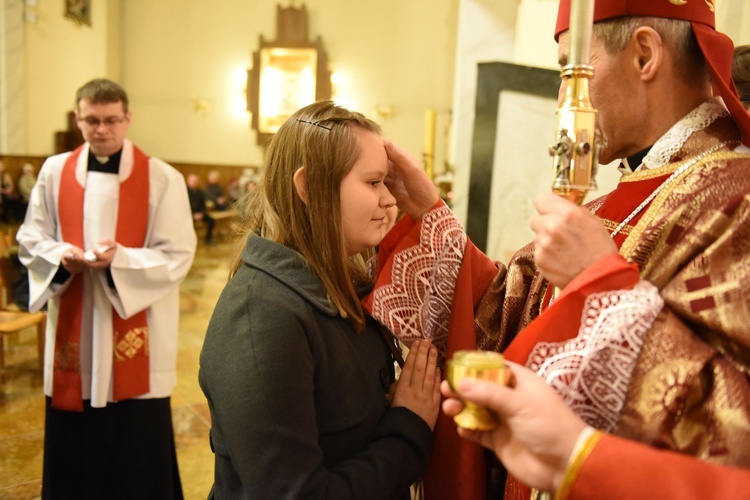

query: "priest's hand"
left=87, top=240, right=117, bottom=269
left=440, top=362, right=587, bottom=493
left=61, top=246, right=87, bottom=274
left=530, top=192, right=617, bottom=289
left=384, top=140, right=440, bottom=221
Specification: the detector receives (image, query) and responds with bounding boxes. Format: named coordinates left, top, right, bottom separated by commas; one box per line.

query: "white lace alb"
left=528, top=281, right=664, bottom=432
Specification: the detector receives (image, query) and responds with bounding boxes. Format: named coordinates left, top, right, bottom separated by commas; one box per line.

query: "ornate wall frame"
left=247, top=5, right=332, bottom=146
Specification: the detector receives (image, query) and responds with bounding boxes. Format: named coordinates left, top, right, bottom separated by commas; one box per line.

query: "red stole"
left=54, top=145, right=151, bottom=412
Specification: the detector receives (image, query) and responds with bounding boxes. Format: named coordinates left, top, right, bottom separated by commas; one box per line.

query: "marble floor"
left=0, top=238, right=236, bottom=499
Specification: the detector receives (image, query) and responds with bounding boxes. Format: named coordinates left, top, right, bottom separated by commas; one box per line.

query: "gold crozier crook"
left=550, top=0, right=602, bottom=205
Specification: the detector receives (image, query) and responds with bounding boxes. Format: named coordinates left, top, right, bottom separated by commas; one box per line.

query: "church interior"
left=1, top=0, right=749, bottom=498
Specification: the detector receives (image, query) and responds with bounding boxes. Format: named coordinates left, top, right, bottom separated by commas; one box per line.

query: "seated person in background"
left=245, top=178, right=257, bottom=196
left=205, top=170, right=227, bottom=210
left=0, top=160, right=22, bottom=223
left=238, top=167, right=256, bottom=193
left=234, top=177, right=258, bottom=217
left=441, top=362, right=750, bottom=500
left=18, top=163, right=37, bottom=219
left=734, top=45, right=750, bottom=110
left=225, top=176, right=242, bottom=206
left=186, top=174, right=215, bottom=244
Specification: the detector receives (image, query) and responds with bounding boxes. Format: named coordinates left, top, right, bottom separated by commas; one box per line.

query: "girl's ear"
left=293, top=166, right=308, bottom=204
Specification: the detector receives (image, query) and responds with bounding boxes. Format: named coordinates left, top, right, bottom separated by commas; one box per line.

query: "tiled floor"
left=0, top=239, right=235, bottom=499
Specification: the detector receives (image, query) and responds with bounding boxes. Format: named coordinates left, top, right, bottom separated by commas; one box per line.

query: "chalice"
left=446, top=350, right=512, bottom=430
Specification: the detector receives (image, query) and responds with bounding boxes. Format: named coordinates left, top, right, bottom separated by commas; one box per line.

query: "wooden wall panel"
left=0, top=154, right=258, bottom=187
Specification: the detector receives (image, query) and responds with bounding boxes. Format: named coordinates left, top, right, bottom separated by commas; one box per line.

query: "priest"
left=17, top=78, right=197, bottom=499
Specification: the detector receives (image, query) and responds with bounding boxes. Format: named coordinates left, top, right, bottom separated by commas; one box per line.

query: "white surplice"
left=17, top=139, right=197, bottom=408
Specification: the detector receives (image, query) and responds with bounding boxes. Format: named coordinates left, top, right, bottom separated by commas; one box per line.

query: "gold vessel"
left=446, top=350, right=512, bottom=430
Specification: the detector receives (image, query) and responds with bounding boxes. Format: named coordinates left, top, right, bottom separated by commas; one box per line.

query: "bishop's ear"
left=631, top=26, right=663, bottom=81
left=293, top=166, right=308, bottom=205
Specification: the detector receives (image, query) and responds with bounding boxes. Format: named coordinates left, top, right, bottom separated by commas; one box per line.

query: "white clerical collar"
left=642, top=98, right=730, bottom=169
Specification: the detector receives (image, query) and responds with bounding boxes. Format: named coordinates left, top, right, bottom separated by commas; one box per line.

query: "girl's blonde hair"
left=231, top=100, right=382, bottom=331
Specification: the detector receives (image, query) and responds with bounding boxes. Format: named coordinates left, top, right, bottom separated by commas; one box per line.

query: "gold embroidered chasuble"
left=478, top=116, right=750, bottom=466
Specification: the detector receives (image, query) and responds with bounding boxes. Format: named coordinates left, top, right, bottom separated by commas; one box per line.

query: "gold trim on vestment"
left=620, top=150, right=749, bottom=260
left=53, top=341, right=81, bottom=371
left=114, top=327, right=149, bottom=361
left=617, top=162, right=680, bottom=183
left=601, top=219, right=632, bottom=235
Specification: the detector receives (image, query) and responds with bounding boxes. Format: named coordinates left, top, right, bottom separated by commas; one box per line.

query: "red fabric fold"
left=364, top=206, right=498, bottom=500
left=422, top=239, right=498, bottom=500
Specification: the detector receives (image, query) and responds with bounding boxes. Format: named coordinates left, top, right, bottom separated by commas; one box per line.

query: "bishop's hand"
left=530, top=192, right=617, bottom=289
left=384, top=140, right=440, bottom=221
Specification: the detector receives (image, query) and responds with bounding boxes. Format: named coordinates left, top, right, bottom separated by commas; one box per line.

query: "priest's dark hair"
left=75, top=78, right=130, bottom=113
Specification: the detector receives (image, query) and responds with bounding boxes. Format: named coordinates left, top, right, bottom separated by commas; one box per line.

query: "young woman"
left=199, top=100, right=440, bottom=499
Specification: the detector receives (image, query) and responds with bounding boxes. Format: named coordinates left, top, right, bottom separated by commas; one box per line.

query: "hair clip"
left=295, top=118, right=332, bottom=131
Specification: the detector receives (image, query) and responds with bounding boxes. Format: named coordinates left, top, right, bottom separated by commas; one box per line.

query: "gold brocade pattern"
left=614, top=124, right=750, bottom=466
left=114, top=327, right=149, bottom=361
left=601, top=219, right=632, bottom=235
left=475, top=243, right=546, bottom=353
left=617, top=162, right=681, bottom=183
left=53, top=341, right=80, bottom=371
left=619, top=150, right=748, bottom=261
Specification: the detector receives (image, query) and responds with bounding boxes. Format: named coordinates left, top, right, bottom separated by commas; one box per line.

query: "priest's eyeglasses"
left=79, top=116, right=126, bottom=128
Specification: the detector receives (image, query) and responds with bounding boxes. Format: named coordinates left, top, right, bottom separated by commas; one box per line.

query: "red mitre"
left=555, top=0, right=750, bottom=146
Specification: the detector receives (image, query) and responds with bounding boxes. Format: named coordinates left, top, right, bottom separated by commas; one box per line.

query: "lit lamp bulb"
left=446, top=350, right=512, bottom=430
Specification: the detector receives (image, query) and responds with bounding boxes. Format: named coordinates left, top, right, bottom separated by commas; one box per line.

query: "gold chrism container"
left=446, top=350, right=512, bottom=430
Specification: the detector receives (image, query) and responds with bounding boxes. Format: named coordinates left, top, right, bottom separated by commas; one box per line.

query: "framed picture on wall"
left=65, top=0, right=91, bottom=27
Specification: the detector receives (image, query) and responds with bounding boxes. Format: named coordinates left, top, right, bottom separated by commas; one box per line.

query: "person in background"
left=187, top=173, right=215, bottom=245
left=234, top=177, right=258, bottom=218
left=199, top=100, right=439, bottom=499
left=17, top=78, right=196, bottom=499
left=17, top=162, right=37, bottom=218
left=364, top=0, right=750, bottom=498
left=225, top=176, right=242, bottom=206
left=204, top=170, right=227, bottom=210
left=237, top=167, right=256, bottom=194
left=734, top=45, right=750, bottom=110
left=245, top=178, right=257, bottom=196
left=441, top=362, right=750, bottom=500
left=0, top=160, right=20, bottom=223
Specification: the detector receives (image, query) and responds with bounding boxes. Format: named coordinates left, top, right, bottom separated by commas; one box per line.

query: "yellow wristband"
left=554, top=428, right=604, bottom=500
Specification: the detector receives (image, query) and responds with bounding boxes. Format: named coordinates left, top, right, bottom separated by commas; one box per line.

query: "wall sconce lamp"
left=374, top=104, right=395, bottom=121
left=192, top=98, right=213, bottom=115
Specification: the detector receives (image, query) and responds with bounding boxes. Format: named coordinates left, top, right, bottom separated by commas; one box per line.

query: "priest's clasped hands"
left=62, top=240, right=117, bottom=274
